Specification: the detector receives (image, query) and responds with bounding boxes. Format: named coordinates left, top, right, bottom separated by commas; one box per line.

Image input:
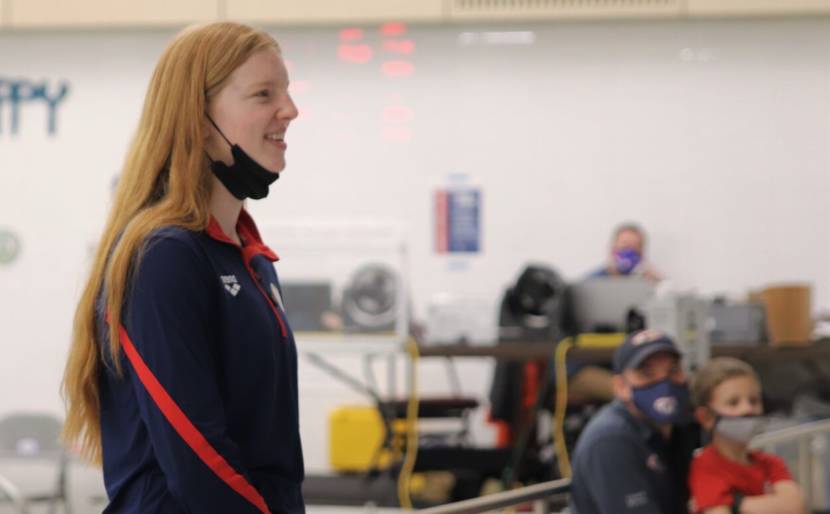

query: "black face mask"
left=206, top=116, right=279, bottom=200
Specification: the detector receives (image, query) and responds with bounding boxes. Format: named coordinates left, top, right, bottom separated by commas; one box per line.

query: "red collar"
left=206, top=209, right=279, bottom=262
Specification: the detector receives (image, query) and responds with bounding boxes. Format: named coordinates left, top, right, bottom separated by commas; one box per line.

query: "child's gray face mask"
left=713, top=413, right=768, bottom=444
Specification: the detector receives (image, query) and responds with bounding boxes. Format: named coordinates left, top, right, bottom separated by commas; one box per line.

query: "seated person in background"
left=689, top=357, right=805, bottom=514
left=570, top=330, right=699, bottom=514
left=592, top=222, right=662, bottom=282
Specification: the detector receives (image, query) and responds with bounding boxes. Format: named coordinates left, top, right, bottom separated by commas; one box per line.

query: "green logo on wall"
left=0, top=229, right=22, bottom=264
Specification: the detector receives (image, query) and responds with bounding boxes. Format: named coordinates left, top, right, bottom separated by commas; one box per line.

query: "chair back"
left=0, top=412, right=64, bottom=457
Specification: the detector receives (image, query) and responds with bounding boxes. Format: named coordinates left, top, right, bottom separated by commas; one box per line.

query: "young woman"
left=62, top=22, right=303, bottom=513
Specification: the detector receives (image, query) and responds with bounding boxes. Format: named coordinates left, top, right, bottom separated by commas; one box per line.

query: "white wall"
left=1, top=18, right=829, bottom=472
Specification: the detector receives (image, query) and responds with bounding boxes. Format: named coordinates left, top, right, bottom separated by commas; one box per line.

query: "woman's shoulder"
left=144, top=224, right=211, bottom=250
left=140, top=225, right=209, bottom=270
left=146, top=225, right=200, bottom=245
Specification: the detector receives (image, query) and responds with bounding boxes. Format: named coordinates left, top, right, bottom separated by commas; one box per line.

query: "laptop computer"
left=280, top=282, right=334, bottom=332
left=569, top=277, right=655, bottom=333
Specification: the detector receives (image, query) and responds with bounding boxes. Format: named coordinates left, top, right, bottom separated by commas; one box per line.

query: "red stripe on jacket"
left=117, top=323, right=271, bottom=514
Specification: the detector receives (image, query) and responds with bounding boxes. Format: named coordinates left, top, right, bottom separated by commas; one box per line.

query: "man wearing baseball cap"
left=570, top=330, right=701, bottom=514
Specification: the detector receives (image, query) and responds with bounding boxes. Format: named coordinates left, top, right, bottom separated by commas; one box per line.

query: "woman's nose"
left=278, top=93, right=299, bottom=121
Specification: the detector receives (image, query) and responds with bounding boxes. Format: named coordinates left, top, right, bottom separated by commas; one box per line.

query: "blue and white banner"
left=434, top=188, right=481, bottom=253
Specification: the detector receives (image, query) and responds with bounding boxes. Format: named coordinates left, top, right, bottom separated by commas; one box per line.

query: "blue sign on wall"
left=435, top=188, right=482, bottom=253
left=0, top=77, right=70, bottom=135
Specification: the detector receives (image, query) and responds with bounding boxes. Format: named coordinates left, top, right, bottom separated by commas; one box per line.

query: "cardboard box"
left=760, top=284, right=813, bottom=346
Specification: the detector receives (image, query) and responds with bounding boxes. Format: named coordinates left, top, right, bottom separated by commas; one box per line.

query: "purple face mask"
left=613, top=248, right=642, bottom=275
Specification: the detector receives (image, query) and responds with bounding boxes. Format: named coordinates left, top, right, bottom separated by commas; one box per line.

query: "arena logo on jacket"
left=221, top=275, right=241, bottom=296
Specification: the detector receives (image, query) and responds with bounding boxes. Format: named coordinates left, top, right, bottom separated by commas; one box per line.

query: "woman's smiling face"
left=206, top=47, right=298, bottom=173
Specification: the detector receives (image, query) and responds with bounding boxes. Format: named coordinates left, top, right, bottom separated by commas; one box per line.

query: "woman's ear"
left=695, top=406, right=715, bottom=430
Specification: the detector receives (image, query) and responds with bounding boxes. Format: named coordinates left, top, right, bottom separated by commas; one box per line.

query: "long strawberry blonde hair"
left=62, top=22, right=279, bottom=464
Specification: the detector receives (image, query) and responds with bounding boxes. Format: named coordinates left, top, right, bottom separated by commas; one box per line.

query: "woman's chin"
left=265, top=162, right=285, bottom=174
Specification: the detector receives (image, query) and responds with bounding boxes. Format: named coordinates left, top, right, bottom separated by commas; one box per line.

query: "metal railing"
left=751, top=417, right=830, bottom=510
left=0, top=419, right=826, bottom=514
left=0, top=472, right=28, bottom=514
left=417, top=478, right=571, bottom=514
left=419, top=417, right=830, bottom=514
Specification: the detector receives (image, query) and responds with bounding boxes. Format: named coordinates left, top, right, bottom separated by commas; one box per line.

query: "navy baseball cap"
left=613, top=330, right=681, bottom=374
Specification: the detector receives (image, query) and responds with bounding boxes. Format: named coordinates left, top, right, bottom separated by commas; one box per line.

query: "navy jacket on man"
left=98, top=210, right=304, bottom=514
left=570, top=400, right=698, bottom=514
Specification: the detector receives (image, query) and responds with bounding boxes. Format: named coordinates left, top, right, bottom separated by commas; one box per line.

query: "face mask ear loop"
left=205, top=114, right=234, bottom=164
left=705, top=406, right=721, bottom=442
left=206, top=114, right=233, bottom=147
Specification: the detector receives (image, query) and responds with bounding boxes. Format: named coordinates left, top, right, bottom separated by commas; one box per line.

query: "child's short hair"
left=691, top=357, right=760, bottom=407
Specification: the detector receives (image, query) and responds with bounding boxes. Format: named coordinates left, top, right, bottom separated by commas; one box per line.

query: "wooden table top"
left=417, top=341, right=830, bottom=363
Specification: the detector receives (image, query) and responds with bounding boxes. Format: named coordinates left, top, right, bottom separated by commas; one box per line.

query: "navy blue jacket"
left=98, top=210, right=304, bottom=514
left=570, top=400, right=698, bottom=514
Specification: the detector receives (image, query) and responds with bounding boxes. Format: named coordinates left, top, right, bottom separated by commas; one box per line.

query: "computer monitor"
left=280, top=282, right=334, bottom=332
left=569, top=277, right=655, bottom=333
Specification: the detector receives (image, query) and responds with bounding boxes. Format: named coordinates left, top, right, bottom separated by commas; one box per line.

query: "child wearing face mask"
left=688, top=357, right=805, bottom=514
